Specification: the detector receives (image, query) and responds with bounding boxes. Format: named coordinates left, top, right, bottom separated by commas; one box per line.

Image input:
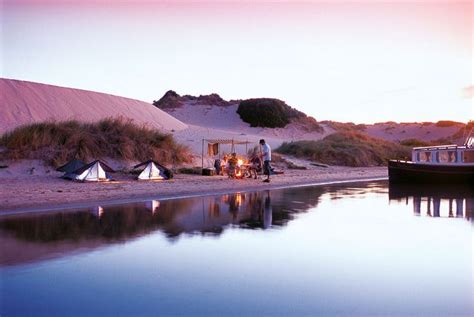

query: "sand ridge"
left=0, top=78, right=188, bottom=133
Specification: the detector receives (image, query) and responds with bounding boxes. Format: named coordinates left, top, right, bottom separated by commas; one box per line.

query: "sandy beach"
left=0, top=163, right=387, bottom=214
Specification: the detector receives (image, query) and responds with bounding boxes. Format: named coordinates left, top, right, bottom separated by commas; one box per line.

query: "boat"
left=388, top=129, right=474, bottom=184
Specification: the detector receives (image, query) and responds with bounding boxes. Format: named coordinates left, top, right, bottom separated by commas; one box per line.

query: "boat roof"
left=412, top=144, right=473, bottom=151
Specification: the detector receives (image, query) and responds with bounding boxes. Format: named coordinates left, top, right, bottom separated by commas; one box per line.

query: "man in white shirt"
left=259, top=139, right=272, bottom=183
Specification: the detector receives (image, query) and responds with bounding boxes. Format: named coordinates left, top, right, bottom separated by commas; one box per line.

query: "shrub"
left=153, top=90, right=183, bottom=109
left=321, top=121, right=366, bottom=132
left=276, top=132, right=411, bottom=167
left=237, top=98, right=321, bottom=130
left=435, top=120, right=463, bottom=128
left=0, top=118, right=191, bottom=167
left=399, top=138, right=432, bottom=147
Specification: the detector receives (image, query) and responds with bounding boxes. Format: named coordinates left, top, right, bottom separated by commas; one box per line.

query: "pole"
left=201, top=139, right=204, bottom=172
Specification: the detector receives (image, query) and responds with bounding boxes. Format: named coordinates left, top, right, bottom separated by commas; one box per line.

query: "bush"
left=320, top=121, right=366, bottom=132
left=435, top=120, right=463, bottom=128
left=237, top=98, right=317, bottom=129
left=276, top=132, right=411, bottom=167
left=0, top=118, right=191, bottom=167
left=399, top=138, right=432, bottom=147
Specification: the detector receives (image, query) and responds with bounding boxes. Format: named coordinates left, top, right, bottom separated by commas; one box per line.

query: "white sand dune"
left=0, top=78, right=188, bottom=134
left=364, top=123, right=463, bottom=142
left=166, top=103, right=333, bottom=155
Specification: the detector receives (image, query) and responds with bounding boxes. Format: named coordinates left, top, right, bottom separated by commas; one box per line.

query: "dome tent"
left=134, top=160, right=172, bottom=180
left=64, top=160, right=115, bottom=182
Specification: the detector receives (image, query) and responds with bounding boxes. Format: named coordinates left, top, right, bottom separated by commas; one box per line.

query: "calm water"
left=0, top=181, right=472, bottom=317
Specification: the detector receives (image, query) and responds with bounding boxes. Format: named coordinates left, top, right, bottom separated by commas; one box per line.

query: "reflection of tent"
left=145, top=200, right=160, bottom=214
left=134, top=160, right=172, bottom=180
left=65, top=160, right=115, bottom=182
left=56, top=159, right=86, bottom=173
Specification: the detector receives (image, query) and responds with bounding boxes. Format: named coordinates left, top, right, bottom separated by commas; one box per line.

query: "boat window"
left=439, top=151, right=455, bottom=163
left=463, top=150, right=474, bottom=163
left=418, top=151, right=431, bottom=162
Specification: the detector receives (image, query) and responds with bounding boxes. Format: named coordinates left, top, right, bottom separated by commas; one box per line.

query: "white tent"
left=69, top=160, right=113, bottom=182
left=135, top=160, right=171, bottom=180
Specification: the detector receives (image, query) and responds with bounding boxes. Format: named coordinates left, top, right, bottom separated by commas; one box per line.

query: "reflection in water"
left=389, top=184, right=473, bottom=220
left=0, top=187, right=325, bottom=266
left=1, top=181, right=472, bottom=317
left=0, top=183, right=389, bottom=266
left=2, top=181, right=470, bottom=266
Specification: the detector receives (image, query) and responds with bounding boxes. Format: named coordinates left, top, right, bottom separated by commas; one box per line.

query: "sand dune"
left=0, top=78, right=188, bottom=134
left=364, top=122, right=464, bottom=143
left=165, top=102, right=332, bottom=155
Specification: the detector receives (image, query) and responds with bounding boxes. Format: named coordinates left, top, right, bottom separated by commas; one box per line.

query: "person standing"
left=259, top=139, right=272, bottom=183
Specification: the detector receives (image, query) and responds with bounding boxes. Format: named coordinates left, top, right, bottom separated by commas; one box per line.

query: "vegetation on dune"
left=153, top=90, right=231, bottom=109
left=153, top=90, right=183, bottom=109
left=435, top=120, right=464, bottom=128
left=399, top=138, right=433, bottom=147
left=276, top=132, right=411, bottom=167
left=237, top=98, right=322, bottom=131
left=320, top=121, right=367, bottom=132
left=0, top=118, right=191, bottom=167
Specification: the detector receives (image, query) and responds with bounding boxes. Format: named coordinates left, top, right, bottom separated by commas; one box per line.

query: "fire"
left=237, top=159, right=244, bottom=166
left=235, top=170, right=242, bottom=177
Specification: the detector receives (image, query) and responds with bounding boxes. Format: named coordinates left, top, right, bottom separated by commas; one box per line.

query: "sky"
left=1, top=0, right=473, bottom=123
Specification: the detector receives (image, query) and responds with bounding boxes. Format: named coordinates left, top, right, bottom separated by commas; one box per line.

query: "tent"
left=65, top=160, right=115, bottom=182
left=56, top=159, right=86, bottom=173
left=134, top=160, right=172, bottom=180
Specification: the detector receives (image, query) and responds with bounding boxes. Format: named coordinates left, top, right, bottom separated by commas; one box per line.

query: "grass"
left=276, top=132, right=411, bottom=167
left=0, top=118, right=191, bottom=167
left=320, top=121, right=367, bottom=132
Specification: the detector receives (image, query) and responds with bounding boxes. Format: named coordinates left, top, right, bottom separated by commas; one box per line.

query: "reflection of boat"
left=389, top=183, right=473, bottom=220
left=388, top=131, right=474, bottom=183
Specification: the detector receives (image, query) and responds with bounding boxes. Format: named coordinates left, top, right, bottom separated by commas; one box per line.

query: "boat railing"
left=411, top=145, right=473, bottom=164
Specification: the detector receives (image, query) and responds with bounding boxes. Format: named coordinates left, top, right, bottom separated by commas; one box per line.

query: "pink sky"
left=2, top=0, right=472, bottom=123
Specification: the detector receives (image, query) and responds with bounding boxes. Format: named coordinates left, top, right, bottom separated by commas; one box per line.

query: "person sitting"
left=226, top=153, right=239, bottom=178
left=214, top=158, right=222, bottom=175
left=248, top=155, right=262, bottom=179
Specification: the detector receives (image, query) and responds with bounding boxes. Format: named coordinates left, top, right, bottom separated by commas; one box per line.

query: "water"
left=0, top=181, right=472, bottom=317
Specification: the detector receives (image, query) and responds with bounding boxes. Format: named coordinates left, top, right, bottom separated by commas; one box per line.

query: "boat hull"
left=388, top=160, right=474, bottom=184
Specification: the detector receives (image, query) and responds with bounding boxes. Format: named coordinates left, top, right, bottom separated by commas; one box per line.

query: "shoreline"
left=1, top=176, right=388, bottom=216
left=0, top=166, right=388, bottom=215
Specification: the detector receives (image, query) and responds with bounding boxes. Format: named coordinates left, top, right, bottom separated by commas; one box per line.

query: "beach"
left=0, top=163, right=387, bottom=214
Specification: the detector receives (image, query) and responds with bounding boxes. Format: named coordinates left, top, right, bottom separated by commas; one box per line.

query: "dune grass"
left=0, top=118, right=191, bottom=167
left=276, top=132, right=411, bottom=167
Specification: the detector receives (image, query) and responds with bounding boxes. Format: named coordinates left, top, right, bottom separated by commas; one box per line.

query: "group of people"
left=214, top=139, right=272, bottom=183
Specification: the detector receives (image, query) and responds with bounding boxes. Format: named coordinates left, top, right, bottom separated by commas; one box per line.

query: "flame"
left=235, top=193, right=242, bottom=206
left=237, top=159, right=244, bottom=166
left=235, top=170, right=242, bottom=177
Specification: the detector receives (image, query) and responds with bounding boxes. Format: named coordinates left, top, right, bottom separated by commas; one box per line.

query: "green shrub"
left=276, top=132, right=410, bottom=167
left=237, top=98, right=321, bottom=130
left=0, top=118, right=191, bottom=167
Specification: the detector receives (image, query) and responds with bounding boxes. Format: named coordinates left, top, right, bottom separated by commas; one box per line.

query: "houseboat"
left=388, top=131, right=474, bottom=184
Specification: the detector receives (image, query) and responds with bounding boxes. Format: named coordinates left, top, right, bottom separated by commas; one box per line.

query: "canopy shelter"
left=64, top=160, right=115, bottom=182
left=134, top=160, right=172, bottom=180
left=56, top=159, right=86, bottom=174
left=201, top=138, right=253, bottom=170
